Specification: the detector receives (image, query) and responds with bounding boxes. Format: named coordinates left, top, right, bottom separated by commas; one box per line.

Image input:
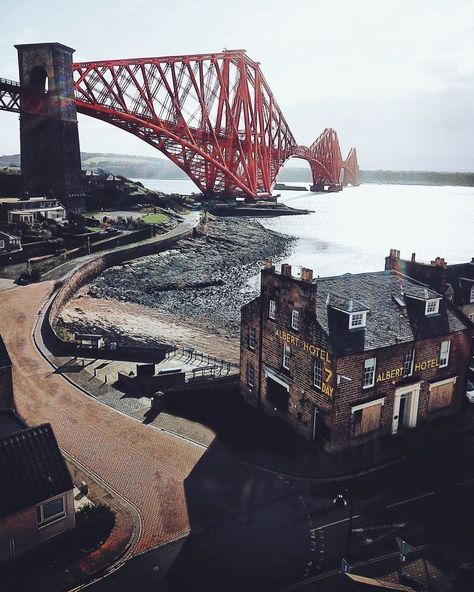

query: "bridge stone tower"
left=15, top=42, right=85, bottom=212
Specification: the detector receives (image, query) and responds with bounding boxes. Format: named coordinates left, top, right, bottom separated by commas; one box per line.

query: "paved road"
left=0, top=278, right=311, bottom=574
left=83, top=428, right=474, bottom=591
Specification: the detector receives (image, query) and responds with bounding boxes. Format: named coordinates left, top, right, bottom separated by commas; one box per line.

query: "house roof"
left=0, top=335, right=12, bottom=369
left=445, top=262, right=474, bottom=306
left=314, top=270, right=469, bottom=355
left=0, top=418, right=73, bottom=519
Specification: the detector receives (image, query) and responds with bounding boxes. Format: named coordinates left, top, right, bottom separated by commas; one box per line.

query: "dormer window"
left=425, top=299, right=440, bottom=316
left=349, top=311, right=367, bottom=329
left=470, top=285, right=474, bottom=303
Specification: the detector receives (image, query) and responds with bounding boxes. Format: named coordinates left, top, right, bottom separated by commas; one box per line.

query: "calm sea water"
left=134, top=179, right=474, bottom=277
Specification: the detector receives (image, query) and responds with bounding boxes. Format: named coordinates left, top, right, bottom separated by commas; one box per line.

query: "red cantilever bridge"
left=0, top=49, right=358, bottom=199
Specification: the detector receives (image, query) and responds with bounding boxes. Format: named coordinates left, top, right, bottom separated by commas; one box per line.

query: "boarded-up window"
left=428, top=380, right=455, bottom=412
left=352, top=403, right=382, bottom=436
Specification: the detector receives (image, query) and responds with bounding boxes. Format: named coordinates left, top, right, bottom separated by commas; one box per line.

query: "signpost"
left=396, top=537, right=414, bottom=563
left=341, top=558, right=352, bottom=573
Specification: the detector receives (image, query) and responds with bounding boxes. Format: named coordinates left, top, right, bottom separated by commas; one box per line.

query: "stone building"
left=0, top=335, right=14, bottom=410
left=240, top=262, right=473, bottom=450
left=385, top=249, right=474, bottom=323
left=0, top=410, right=75, bottom=563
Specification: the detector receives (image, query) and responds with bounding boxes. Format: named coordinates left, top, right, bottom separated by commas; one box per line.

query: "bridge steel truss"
left=0, top=78, right=20, bottom=113
left=1, top=50, right=359, bottom=198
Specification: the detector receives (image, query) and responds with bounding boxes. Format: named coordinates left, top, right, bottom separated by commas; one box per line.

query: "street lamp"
left=333, top=481, right=355, bottom=562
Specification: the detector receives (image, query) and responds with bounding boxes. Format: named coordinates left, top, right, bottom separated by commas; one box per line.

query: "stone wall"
left=48, top=225, right=195, bottom=343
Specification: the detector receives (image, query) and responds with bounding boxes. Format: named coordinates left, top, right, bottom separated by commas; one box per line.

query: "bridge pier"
left=15, top=42, right=85, bottom=212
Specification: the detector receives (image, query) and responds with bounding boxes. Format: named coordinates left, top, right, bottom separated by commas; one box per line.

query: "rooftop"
left=313, top=270, right=469, bottom=355
left=0, top=334, right=12, bottom=369
left=0, top=409, right=26, bottom=438
left=0, top=419, right=73, bottom=519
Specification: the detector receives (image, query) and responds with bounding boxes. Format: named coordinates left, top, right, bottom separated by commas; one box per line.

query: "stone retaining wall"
left=48, top=224, right=196, bottom=342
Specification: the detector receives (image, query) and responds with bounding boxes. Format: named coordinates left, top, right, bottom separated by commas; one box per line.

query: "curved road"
left=0, top=281, right=203, bottom=555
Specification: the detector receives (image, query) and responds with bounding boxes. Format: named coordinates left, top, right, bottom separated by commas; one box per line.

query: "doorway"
left=392, top=383, right=421, bottom=434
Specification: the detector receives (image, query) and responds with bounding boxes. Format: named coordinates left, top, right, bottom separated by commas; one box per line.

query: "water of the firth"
left=135, top=178, right=474, bottom=277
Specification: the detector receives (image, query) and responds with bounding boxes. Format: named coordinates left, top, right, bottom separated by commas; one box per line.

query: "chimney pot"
left=264, top=258, right=273, bottom=269
left=281, top=263, right=292, bottom=277
left=411, top=253, right=416, bottom=263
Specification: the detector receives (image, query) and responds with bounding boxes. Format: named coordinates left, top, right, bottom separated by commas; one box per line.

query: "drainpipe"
left=257, top=298, right=264, bottom=409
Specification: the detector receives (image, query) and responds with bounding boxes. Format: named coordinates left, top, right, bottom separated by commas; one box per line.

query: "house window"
left=363, top=357, right=376, bottom=389
left=313, top=358, right=322, bottom=390
left=282, top=344, right=291, bottom=370
left=352, top=399, right=384, bottom=436
left=247, top=362, right=255, bottom=388
left=291, top=310, right=300, bottom=331
left=425, top=299, right=439, bottom=316
left=36, top=496, right=66, bottom=527
left=470, top=286, right=474, bottom=303
left=269, top=299, right=276, bottom=320
left=349, top=312, right=366, bottom=329
left=428, top=378, right=456, bottom=412
left=403, top=348, right=415, bottom=377
left=439, top=340, right=450, bottom=368
left=248, top=327, right=256, bottom=350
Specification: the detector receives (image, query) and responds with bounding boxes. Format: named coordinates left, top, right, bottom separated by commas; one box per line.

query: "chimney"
left=396, top=250, right=400, bottom=258
left=281, top=263, right=292, bottom=277
left=264, top=258, right=273, bottom=269
left=411, top=253, right=416, bottom=263
left=301, top=267, right=313, bottom=283
left=471, top=257, right=474, bottom=265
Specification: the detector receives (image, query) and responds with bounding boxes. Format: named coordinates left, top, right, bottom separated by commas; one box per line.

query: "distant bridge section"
left=0, top=44, right=359, bottom=199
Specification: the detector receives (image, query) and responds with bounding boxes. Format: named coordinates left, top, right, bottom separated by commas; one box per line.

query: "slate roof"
left=0, top=416, right=73, bottom=519
left=0, top=335, right=12, bottom=370
left=314, top=270, right=469, bottom=356
left=445, top=262, right=474, bottom=307
left=326, top=293, right=369, bottom=313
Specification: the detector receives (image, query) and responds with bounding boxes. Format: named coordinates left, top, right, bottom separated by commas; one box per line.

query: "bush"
left=75, top=503, right=116, bottom=552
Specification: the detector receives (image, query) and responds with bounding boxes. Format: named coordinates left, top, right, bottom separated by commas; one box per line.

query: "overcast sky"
left=1, top=0, right=473, bottom=171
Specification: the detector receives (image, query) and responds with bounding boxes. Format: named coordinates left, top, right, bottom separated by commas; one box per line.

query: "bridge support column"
left=15, top=42, right=85, bottom=212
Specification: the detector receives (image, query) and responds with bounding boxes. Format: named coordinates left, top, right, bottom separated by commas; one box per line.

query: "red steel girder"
left=72, top=51, right=296, bottom=198
left=292, top=128, right=343, bottom=189
left=342, top=147, right=359, bottom=186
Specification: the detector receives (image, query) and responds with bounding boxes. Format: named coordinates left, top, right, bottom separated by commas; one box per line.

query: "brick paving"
left=0, top=282, right=206, bottom=555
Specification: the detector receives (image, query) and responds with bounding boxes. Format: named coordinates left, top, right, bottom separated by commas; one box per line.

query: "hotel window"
left=247, top=362, right=255, bottom=388
left=283, top=344, right=291, bottom=370
left=439, top=340, right=450, bottom=368
left=248, top=327, right=256, bottom=350
left=363, top=357, right=376, bottom=389
left=428, top=378, right=456, bottom=412
left=269, top=299, right=276, bottom=320
left=352, top=399, right=384, bottom=437
left=470, top=286, right=474, bottom=303
left=403, top=348, right=415, bottom=377
left=291, top=310, right=300, bottom=331
left=313, top=358, right=322, bottom=390
left=36, top=495, right=66, bottom=527
left=469, top=313, right=474, bottom=322
left=349, top=312, right=366, bottom=329
left=425, top=299, right=439, bottom=316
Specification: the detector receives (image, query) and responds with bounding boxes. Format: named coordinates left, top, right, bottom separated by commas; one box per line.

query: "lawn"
left=142, top=213, right=169, bottom=224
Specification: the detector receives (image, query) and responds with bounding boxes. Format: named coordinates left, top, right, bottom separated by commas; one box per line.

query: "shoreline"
left=59, top=216, right=295, bottom=361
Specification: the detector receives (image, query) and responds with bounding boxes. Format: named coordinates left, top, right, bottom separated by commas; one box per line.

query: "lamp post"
left=333, top=480, right=355, bottom=562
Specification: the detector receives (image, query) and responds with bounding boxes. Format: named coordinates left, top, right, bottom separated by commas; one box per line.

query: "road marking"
left=386, top=491, right=434, bottom=509
left=310, top=515, right=360, bottom=532
left=459, top=477, right=474, bottom=486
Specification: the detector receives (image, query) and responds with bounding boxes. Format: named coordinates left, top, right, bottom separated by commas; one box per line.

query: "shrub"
left=75, top=503, right=116, bottom=552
